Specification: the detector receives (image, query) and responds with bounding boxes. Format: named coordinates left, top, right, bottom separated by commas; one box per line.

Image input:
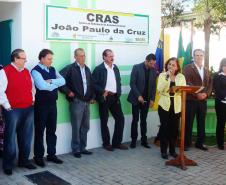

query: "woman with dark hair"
left=157, top=57, right=186, bottom=159
left=213, top=58, right=226, bottom=150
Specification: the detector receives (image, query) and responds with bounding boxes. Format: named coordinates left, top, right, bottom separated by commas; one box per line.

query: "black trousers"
left=99, top=95, right=125, bottom=147
left=34, top=103, right=57, bottom=158
left=158, top=105, right=180, bottom=154
left=131, top=103, right=149, bottom=143
left=185, top=100, right=207, bottom=147
left=215, top=99, right=226, bottom=147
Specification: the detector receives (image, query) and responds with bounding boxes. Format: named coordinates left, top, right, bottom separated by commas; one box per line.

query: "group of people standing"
left=157, top=49, right=212, bottom=159
left=0, top=49, right=65, bottom=175
left=157, top=49, right=226, bottom=160
left=0, top=47, right=225, bottom=176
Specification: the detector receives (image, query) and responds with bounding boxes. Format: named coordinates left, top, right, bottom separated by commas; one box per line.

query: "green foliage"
left=162, top=0, right=189, bottom=27
left=193, top=0, right=226, bottom=33
left=162, top=0, right=226, bottom=30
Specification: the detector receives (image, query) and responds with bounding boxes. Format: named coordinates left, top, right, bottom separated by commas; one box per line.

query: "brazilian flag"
left=183, top=42, right=192, bottom=68
left=177, top=31, right=185, bottom=69
left=177, top=31, right=192, bottom=69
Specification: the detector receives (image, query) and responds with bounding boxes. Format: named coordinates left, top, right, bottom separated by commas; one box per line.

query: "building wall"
left=0, top=1, right=22, bottom=50
left=19, top=0, right=161, bottom=154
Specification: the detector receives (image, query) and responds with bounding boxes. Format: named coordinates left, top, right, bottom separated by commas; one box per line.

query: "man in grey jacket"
left=128, top=54, right=157, bottom=148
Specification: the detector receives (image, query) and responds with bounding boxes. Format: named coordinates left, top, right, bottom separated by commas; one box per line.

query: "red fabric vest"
left=4, top=64, right=33, bottom=108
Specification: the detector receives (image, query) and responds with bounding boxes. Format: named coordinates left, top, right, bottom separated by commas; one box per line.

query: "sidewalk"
left=0, top=142, right=225, bottom=185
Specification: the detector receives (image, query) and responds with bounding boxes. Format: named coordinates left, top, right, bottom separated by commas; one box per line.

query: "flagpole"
left=190, top=19, right=194, bottom=58
left=180, top=21, right=182, bottom=32
left=163, top=27, right=164, bottom=66
left=162, top=14, right=165, bottom=70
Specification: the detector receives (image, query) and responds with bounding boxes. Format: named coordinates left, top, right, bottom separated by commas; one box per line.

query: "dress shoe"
left=130, top=142, right=136, bottom=149
left=33, top=157, right=45, bottom=167
left=154, top=137, right=159, bottom=144
left=18, top=163, right=37, bottom=169
left=218, top=145, right=224, bottom=150
left=4, top=169, right=12, bottom=175
left=103, top=145, right=114, bottom=151
left=161, top=153, right=169, bottom=159
left=195, top=144, right=208, bottom=151
left=81, top=150, right=93, bottom=155
left=141, top=142, right=151, bottom=149
left=47, top=155, right=63, bottom=164
left=74, top=152, right=82, bottom=158
left=170, top=152, right=178, bottom=158
left=113, top=144, right=128, bottom=150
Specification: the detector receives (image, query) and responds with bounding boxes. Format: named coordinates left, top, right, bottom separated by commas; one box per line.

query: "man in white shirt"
left=0, top=49, right=36, bottom=175
left=183, top=49, right=212, bottom=151
left=92, top=49, right=128, bottom=151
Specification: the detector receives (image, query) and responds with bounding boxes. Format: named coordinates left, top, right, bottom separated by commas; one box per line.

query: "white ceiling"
left=0, top=0, right=21, bottom=2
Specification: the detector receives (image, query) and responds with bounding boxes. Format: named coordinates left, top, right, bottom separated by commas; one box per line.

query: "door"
left=0, top=19, right=12, bottom=66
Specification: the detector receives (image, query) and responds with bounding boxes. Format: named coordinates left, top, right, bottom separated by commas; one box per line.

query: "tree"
left=162, top=0, right=188, bottom=27
left=162, top=0, right=226, bottom=68
left=193, top=0, right=226, bottom=69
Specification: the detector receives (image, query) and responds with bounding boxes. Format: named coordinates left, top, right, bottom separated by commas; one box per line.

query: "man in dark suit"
left=60, top=48, right=95, bottom=158
left=92, top=49, right=128, bottom=151
left=183, top=49, right=212, bottom=151
left=128, top=54, right=157, bottom=148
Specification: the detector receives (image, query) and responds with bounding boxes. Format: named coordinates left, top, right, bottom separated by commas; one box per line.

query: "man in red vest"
left=0, top=49, right=36, bottom=175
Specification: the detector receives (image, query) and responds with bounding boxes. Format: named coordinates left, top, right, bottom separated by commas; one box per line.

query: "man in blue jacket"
left=128, top=54, right=157, bottom=148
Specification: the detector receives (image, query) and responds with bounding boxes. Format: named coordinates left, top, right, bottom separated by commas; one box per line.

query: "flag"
left=155, top=31, right=164, bottom=73
left=152, top=31, right=164, bottom=111
left=177, top=31, right=185, bottom=69
left=152, top=78, right=160, bottom=111
left=183, top=42, right=192, bottom=68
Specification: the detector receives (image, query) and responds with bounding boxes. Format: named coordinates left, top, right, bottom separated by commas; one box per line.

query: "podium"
left=165, top=86, right=202, bottom=170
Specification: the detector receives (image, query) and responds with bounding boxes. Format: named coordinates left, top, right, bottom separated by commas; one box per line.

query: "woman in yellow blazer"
left=157, top=57, right=186, bottom=159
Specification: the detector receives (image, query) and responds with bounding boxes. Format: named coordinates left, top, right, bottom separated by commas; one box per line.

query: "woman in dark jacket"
left=213, top=58, right=226, bottom=150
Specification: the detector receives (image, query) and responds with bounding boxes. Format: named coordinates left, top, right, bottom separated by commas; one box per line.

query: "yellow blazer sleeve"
left=176, top=73, right=186, bottom=87
left=157, top=72, right=170, bottom=93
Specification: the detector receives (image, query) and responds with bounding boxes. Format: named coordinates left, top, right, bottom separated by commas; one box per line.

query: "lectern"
left=165, top=86, right=203, bottom=170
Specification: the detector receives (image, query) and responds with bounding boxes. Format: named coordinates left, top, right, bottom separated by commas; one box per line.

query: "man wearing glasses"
left=0, top=49, right=36, bottom=175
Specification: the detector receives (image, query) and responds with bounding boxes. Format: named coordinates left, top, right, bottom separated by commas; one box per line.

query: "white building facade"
left=0, top=0, right=161, bottom=155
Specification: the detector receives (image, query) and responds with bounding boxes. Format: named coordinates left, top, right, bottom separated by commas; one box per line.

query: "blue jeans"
left=2, top=106, right=34, bottom=170
left=69, top=98, right=90, bottom=153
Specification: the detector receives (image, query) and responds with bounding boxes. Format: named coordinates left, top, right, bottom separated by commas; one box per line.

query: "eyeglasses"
left=195, top=55, right=204, bottom=57
left=17, top=57, right=27, bottom=61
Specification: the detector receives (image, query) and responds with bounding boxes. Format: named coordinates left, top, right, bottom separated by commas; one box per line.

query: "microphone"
left=166, top=74, right=169, bottom=80
left=166, top=70, right=172, bottom=80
